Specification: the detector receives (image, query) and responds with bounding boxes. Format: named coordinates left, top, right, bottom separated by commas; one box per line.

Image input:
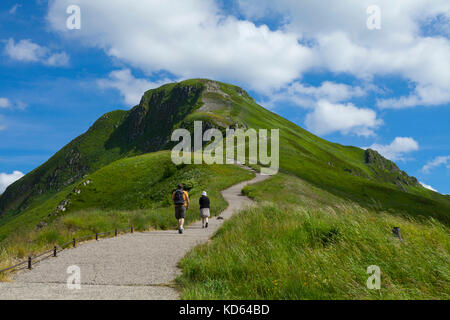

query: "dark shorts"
left=175, top=205, right=186, bottom=219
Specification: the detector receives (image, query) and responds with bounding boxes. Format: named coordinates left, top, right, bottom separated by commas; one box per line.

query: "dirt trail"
left=0, top=165, right=268, bottom=300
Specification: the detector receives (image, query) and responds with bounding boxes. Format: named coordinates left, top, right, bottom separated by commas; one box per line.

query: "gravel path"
left=0, top=165, right=268, bottom=300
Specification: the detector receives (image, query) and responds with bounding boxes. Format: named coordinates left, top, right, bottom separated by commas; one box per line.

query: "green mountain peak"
left=0, top=79, right=448, bottom=225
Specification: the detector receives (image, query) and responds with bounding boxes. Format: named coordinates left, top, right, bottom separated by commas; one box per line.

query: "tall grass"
left=178, top=203, right=450, bottom=299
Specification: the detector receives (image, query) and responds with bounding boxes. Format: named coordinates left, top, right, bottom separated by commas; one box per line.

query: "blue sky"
left=0, top=0, right=449, bottom=194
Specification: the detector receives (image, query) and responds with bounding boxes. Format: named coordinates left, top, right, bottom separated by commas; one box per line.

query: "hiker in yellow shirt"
left=172, top=184, right=190, bottom=234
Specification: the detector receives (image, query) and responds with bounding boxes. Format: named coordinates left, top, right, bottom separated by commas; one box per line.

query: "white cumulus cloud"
left=264, top=81, right=367, bottom=109
left=0, top=97, right=27, bottom=110
left=97, top=69, right=170, bottom=106
left=0, top=98, right=12, bottom=108
left=0, top=171, right=24, bottom=194
left=4, top=38, right=70, bottom=66
left=46, top=52, right=70, bottom=67
left=292, top=81, right=366, bottom=103
left=238, top=0, right=450, bottom=108
left=421, top=155, right=450, bottom=173
left=368, top=137, right=419, bottom=161
left=4, top=39, right=46, bottom=62
left=47, top=0, right=313, bottom=91
left=305, top=100, right=382, bottom=136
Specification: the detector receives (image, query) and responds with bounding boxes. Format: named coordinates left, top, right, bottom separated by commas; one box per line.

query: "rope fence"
left=0, top=225, right=134, bottom=274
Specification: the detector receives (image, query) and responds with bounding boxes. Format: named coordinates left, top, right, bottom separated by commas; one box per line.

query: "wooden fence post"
left=53, top=246, right=57, bottom=257
left=28, top=256, right=32, bottom=270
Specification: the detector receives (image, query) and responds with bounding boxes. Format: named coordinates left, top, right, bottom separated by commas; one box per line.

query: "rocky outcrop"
left=45, top=179, right=93, bottom=222
left=105, top=81, right=205, bottom=154
left=365, top=149, right=400, bottom=172
left=365, top=149, right=420, bottom=188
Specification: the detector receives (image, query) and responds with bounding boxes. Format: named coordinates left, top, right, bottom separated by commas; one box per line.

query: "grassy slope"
left=0, top=110, right=129, bottom=214
left=0, top=109, right=132, bottom=242
left=178, top=173, right=450, bottom=299
left=65, top=151, right=254, bottom=216
left=0, top=151, right=253, bottom=277
left=215, top=82, right=450, bottom=224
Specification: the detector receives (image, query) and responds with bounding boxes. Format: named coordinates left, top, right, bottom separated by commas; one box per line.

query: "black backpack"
left=173, top=189, right=185, bottom=205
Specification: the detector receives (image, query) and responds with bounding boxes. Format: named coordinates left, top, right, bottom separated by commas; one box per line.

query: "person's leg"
left=176, top=206, right=186, bottom=233
left=176, top=206, right=184, bottom=233
left=175, top=207, right=180, bottom=229
left=180, top=218, right=185, bottom=230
